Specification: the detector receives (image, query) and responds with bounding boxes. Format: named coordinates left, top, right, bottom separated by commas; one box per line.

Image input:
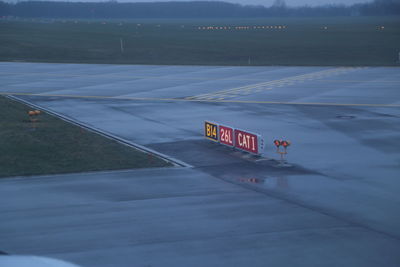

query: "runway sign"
left=234, top=129, right=263, bottom=155
left=204, top=121, right=218, bottom=142
left=205, top=121, right=264, bottom=155
left=219, top=125, right=234, bottom=147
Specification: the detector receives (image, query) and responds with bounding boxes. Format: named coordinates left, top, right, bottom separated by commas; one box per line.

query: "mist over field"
left=0, top=0, right=399, bottom=66
left=0, top=0, right=399, bottom=18
left=2, top=0, right=373, bottom=6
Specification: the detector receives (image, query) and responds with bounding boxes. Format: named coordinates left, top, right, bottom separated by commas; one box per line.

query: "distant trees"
left=0, top=0, right=398, bottom=18
left=357, top=0, right=400, bottom=15
left=272, top=0, right=286, bottom=8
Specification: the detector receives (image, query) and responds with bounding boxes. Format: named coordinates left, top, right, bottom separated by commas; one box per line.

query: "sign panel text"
left=234, top=129, right=259, bottom=154
left=219, top=125, right=234, bottom=147
left=204, top=121, right=218, bottom=142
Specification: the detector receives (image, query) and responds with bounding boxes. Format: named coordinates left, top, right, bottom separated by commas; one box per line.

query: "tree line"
left=0, top=0, right=399, bottom=18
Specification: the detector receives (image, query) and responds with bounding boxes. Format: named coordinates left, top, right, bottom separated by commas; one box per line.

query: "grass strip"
left=1, top=16, right=400, bottom=66
left=0, top=96, right=171, bottom=178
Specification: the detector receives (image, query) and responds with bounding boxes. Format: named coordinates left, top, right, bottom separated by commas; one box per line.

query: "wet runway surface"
left=1, top=62, right=400, bottom=266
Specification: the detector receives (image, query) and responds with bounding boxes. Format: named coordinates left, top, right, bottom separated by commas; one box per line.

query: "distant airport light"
left=197, top=24, right=287, bottom=31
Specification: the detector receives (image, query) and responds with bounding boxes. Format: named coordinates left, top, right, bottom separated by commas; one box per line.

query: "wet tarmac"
left=1, top=62, right=400, bottom=267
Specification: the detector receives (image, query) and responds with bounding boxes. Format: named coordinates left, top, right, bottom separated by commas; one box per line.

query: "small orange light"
left=274, top=140, right=281, bottom=147
left=282, top=141, right=291, bottom=148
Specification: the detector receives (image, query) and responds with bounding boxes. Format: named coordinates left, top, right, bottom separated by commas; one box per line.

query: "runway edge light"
left=27, top=109, right=41, bottom=122
left=274, top=139, right=281, bottom=147
left=274, top=139, right=291, bottom=162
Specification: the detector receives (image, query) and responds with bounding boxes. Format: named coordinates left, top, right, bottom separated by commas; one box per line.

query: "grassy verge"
left=1, top=16, right=400, bottom=66
left=0, top=96, right=171, bottom=178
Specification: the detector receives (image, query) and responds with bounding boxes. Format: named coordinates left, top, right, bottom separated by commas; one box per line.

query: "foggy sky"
left=235, top=0, right=372, bottom=6
left=129, top=0, right=371, bottom=7
left=12, top=0, right=372, bottom=6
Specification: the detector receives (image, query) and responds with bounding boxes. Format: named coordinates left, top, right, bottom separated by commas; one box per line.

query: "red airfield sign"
left=219, top=125, right=234, bottom=147
left=234, top=129, right=260, bottom=154
left=204, top=121, right=264, bottom=155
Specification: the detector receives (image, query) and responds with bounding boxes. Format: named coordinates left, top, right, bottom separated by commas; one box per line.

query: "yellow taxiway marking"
left=0, top=72, right=243, bottom=82
left=316, top=80, right=400, bottom=83
left=1, top=91, right=399, bottom=108
left=187, top=67, right=367, bottom=100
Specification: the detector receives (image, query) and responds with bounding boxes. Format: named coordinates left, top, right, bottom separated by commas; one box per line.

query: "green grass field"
left=0, top=16, right=399, bottom=66
left=0, top=96, right=171, bottom=178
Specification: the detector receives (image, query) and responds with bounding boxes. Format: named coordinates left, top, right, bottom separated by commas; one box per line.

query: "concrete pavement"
left=1, top=62, right=400, bottom=266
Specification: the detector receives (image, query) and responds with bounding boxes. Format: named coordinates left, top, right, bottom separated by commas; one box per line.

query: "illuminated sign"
left=219, top=125, right=234, bottom=147
left=234, top=129, right=263, bottom=155
left=204, top=121, right=218, bottom=142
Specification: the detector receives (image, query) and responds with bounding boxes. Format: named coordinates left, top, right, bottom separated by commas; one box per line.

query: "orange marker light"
left=274, top=140, right=281, bottom=147
left=282, top=140, right=291, bottom=148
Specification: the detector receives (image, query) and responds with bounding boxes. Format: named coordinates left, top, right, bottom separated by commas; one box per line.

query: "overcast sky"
left=118, top=0, right=372, bottom=7
left=16, top=0, right=372, bottom=6
left=234, top=0, right=372, bottom=6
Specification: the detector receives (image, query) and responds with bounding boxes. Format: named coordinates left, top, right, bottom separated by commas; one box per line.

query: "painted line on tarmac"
left=186, top=67, right=366, bottom=100
left=6, top=95, right=193, bottom=168
left=0, top=71, right=230, bottom=81
left=317, top=80, right=400, bottom=83
left=2, top=71, right=399, bottom=83
left=1, top=91, right=400, bottom=108
left=0, top=71, right=284, bottom=83
left=3, top=166, right=184, bottom=181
